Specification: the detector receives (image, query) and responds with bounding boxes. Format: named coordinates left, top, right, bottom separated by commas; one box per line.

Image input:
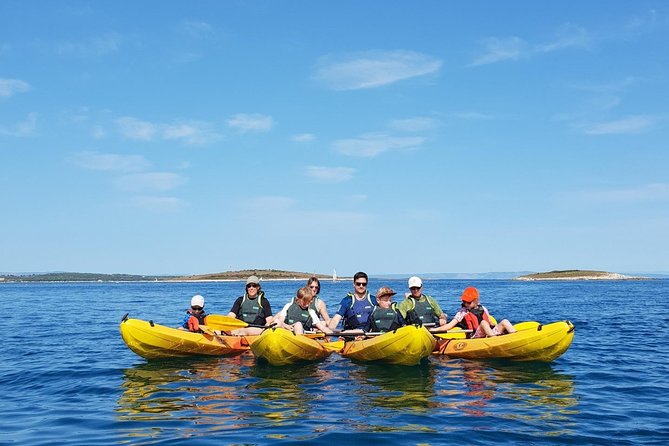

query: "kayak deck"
left=435, top=320, right=575, bottom=362
left=340, top=325, right=436, bottom=366
left=120, top=317, right=251, bottom=360
left=250, top=327, right=332, bottom=366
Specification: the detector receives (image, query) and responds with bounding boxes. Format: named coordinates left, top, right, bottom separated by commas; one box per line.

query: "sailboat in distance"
left=332, top=269, right=337, bottom=282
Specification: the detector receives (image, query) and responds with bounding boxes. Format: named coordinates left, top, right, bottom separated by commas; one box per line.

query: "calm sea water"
left=1, top=279, right=668, bottom=445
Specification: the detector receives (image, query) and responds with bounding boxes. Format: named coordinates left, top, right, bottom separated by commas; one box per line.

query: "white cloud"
left=452, top=111, right=494, bottom=120
left=306, top=166, right=356, bottom=183
left=180, top=20, right=213, bottom=38
left=332, top=133, right=425, bottom=157
left=130, top=196, right=186, bottom=212
left=470, top=37, right=530, bottom=66
left=116, top=117, right=158, bottom=141
left=538, top=23, right=592, bottom=53
left=584, top=115, right=656, bottom=135
left=163, top=121, right=221, bottom=145
left=0, top=78, right=31, bottom=97
left=390, top=117, right=438, bottom=132
left=471, top=23, right=591, bottom=66
left=91, top=125, right=106, bottom=139
left=72, top=152, right=151, bottom=172
left=246, top=196, right=295, bottom=211
left=55, top=34, right=121, bottom=56
left=314, top=50, right=442, bottom=90
left=0, top=113, right=37, bottom=137
left=582, top=183, right=669, bottom=203
left=291, top=133, right=315, bottom=142
left=227, top=113, right=274, bottom=133
left=114, top=172, right=185, bottom=192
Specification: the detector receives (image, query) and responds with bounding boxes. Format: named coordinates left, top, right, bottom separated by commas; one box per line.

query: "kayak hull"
left=250, top=327, right=332, bottom=366
left=340, top=325, right=436, bottom=366
left=120, top=317, right=250, bottom=360
left=435, top=320, right=575, bottom=362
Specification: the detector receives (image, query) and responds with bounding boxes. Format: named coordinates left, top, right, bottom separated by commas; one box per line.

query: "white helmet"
left=190, top=295, right=205, bottom=308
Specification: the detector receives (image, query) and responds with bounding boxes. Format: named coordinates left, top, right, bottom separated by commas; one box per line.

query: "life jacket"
left=457, top=305, right=491, bottom=336
left=368, top=303, right=402, bottom=332
left=286, top=299, right=313, bottom=330
left=343, top=292, right=375, bottom=330
left=183, top=309, right=207, bottom=332
left=310, top=295, right=325, bottom=320
left=238, top=291, right=266, bottom=325
left=404, top=295, right=439, bottom=325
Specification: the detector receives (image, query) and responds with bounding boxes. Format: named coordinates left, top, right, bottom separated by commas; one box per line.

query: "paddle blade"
left=205, top=314, right=249, bottom=330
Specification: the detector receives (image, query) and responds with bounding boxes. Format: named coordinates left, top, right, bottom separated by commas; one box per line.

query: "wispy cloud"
left=471, top=23, right=591, bottom=66
left=0, top=113, right=37, bottom=137
left=332, top=133, right=425, bottom=157
left=114, top=172, right=186, bottom=192
left=470, top=37, right=530, bottom=66
left=314, top=50, right=442, bottom=90
left=291, top=133, right=315, bottom=142
left=452, top=111, right=494, bottom=120
left=306, top=166, right=356, bottom=183
left=227, top=113, right=274, bottom=133
left=0, top=78, right=31, bottom=97
left=72, top=151, right=151, bottom=172
left=389, top=117, right=438, bottom=132
left=130, top=196, right=186, bottom=212
left=55, top=33, right=121, bottom=56
left=116, top=117, right=158, bottom=141
left=163, top=121, right=222, bottom=145
left=584, top=115, right=657, bottom=135
left=246, top=196, right=295, bottom=212
left=180, top=20, right=214, bottom=38
left=582, top=183, right=669, bottom=203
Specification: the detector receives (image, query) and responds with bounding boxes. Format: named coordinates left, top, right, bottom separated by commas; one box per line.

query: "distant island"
left=0, top=269, right=334, bottom=283
left=514, top=270, right=647, bottom=281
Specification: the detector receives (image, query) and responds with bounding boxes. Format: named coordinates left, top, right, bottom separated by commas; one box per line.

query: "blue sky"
left=1, top=1, right=668, bottom=276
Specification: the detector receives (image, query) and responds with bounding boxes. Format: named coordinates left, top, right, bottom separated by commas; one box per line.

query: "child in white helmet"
left=180, top=294, right=208, bottom=332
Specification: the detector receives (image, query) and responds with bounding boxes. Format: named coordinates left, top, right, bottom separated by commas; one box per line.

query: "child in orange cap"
left=437, top=287, right=516, bottom=338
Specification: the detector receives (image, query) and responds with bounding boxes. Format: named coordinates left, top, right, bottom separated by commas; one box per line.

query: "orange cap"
left=460, top=286, right=479, bottom=303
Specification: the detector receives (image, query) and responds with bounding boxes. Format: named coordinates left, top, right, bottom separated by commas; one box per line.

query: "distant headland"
left=0, top=269, right=334, bottom=283
left=514, top=270, right=648, bottom=281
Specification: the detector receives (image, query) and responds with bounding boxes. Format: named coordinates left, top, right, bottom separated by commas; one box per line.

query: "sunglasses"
left=191, top=306, right=203, bottom=311
left=410, top=287, right=421, bottom=291
left=247, top=284, right=259, bottom=288
left=355, top=282, right=367, bottom=287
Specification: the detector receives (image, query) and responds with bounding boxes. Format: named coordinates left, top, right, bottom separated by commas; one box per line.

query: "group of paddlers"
left=181, top=272, right=516, bottom=339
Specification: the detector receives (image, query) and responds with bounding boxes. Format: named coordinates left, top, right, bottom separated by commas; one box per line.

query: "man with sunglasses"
left=227, top=275, right=273, bottom=334
left=328, top=271, right=377, bottom=330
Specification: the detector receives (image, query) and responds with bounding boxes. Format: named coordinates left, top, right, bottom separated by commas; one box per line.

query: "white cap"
left=408, top=276, right=422, bottom=288
left=190, top=295, right=205, bottom=307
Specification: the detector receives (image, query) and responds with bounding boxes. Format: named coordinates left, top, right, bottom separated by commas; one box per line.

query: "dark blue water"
left=1, top=279, right=668, bottom=445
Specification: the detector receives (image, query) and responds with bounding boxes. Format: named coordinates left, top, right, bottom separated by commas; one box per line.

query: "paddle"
left=205, top=314, right=273, bottom=331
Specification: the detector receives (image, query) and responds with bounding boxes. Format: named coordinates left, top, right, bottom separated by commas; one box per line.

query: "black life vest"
left=368, top=303, right=402, bottom=332
left=457, top=305, right=491, bottom=336
left=238, top=291, right=266, bottom=325
left=404, top=295, right=439, bottom=325
left=285, top=299, right=313, bottom=330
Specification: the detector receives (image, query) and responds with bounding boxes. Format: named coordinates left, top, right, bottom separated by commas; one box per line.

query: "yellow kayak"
left=340, top=325, right=436, bottom=366
left=435, top=320, right=575, bottom=362
left=120, top=316, right=251, bottom=360
left=250, top=327, right=333, bottom=366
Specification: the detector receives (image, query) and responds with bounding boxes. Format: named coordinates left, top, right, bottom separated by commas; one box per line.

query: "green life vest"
left=286, top=299, right=313, bottom=330
left=239, top=291, right=265, bottom=324
left=405, top=295, right=439, bottom=325
left=370, top=303, right=402, bottom=332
